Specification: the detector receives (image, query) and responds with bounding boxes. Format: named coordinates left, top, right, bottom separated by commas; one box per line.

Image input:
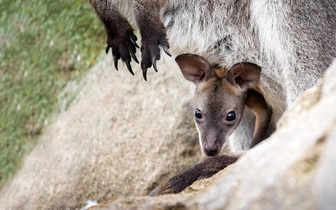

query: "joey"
left=149, top=54, right=272, bottom=195
left=176, top=54, right=272, bottom=156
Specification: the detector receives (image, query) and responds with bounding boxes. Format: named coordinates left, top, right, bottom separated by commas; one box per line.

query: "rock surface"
left=0, top=56, right=204, bottom=209
left=1, top=54, right=335, bottom=209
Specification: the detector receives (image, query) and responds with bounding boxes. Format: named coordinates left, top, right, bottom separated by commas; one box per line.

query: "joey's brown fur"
left=246, top=89, right=273, bottom=148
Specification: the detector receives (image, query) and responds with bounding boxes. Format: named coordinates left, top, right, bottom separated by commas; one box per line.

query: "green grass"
left=0, top=0, right=105, bottom=187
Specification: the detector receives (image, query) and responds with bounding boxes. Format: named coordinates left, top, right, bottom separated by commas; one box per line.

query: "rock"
left=1, top=50, right=335, bottom=210
left=88, top=59, right=336, bottom=210
left=0, top=56, right=204, bottom=209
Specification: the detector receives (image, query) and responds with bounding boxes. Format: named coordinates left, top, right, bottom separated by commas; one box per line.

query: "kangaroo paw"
left=106, top=28, right=139, bottom=75
left=138, top=21, right=171, bottom=81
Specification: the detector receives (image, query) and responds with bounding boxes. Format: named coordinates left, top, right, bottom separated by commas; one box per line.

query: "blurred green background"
left=0, top=0, right=105, bottom=187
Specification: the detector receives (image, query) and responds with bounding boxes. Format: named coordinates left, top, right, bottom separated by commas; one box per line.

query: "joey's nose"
left=204, top=144, right=218, bottom=156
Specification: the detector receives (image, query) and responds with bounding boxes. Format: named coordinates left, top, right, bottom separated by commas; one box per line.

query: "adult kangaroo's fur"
left=90, top=0, right=336, bottom=195
left=90, top=0, right=335, bottom=150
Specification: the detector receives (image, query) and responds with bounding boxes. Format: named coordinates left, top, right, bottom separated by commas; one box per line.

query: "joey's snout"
left=201, top=130, right=225, bottom=156
left=204, top=144, right=219, bottom=156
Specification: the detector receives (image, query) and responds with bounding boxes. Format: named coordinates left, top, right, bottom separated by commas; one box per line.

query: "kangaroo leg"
left=149, top=154, right=241, bottom=196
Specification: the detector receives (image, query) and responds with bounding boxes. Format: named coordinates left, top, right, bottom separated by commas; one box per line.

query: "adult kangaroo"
left=90, top=0, right=336, bottom=195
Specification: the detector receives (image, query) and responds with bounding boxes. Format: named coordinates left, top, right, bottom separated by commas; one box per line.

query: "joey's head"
left=176, top=54, right=261, bottom=156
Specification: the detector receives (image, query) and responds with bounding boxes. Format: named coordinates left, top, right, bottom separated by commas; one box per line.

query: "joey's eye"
left=226, top=111, right=236, bottom=121
left=195, top=109, right=203, bottom=119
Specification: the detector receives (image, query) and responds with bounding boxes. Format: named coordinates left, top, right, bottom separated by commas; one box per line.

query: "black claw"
left=106, top=46, right=110, bottom=54
left=162, top=46, right=171, bottom=57
left=142, top=68, right=148, bottom=81
left=125, top=61, right=134, bottom=75
left=130, top=49, right=139, bottom=63
left=130, top=36, right=139, bottom=48
left=113, top=55, right=119, bottom=71
left=152, top=56, right=158, bottom=72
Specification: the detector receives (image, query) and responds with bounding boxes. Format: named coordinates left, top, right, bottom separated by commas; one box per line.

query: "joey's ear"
left=227, top=62, right=261, bottom=92
left=175, top=54, right=213, bottom=84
